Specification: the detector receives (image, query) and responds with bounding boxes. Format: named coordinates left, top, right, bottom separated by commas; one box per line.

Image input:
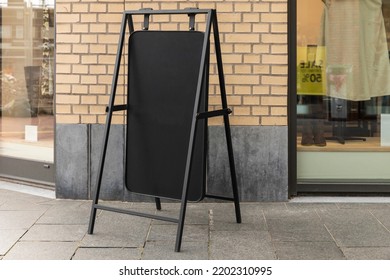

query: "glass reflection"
left=0, top=0, right=54, bottom=162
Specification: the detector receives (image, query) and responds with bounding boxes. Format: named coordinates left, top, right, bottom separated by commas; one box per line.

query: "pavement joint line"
left=314, top=208, right=322, bottom=219
left=207, top=209, right=212, bottom=259
left=369, top=210, right=390, bottom=234
left=323, top=223, right=342, bottom=249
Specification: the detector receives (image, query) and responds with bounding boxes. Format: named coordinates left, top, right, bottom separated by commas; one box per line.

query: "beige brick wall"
left=56, top=0, right=288, bottom=126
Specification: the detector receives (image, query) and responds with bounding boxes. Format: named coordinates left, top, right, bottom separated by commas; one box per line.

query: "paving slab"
left=318, top=209, right=390, bottom=247
left=341, top=247, right=390, bottom=260
left=337, top=203, right=390, bottom=209
left=286, top=203, right=340, bottom=210
left=0, top=181, right=55, bottom=200
left=0, top=211, right=43, bottom=229
left=209, top=231, right=276, bottom=260
left=152, top=204, right=209, bottom=225
left=142, top=241, right=208, bottom=260
left=21, top=224, right=87, bottom=242
left=211, top=208, right=267, bottom=231
left=3, top=241, right=79, bottom=260
left=4, top=187, right=390, bottom=260
left=147, top=224, right=208, bottom=242
left=0, top=229, right=27, bottom=255
left=0, top=190, right=53, bottom=204
left=240, top=202, right=288, bottom=212
left=0, top=190, right=9, bottom=205
left=81, top=211, right=150, bottom=247
left=72, top=247, right=142, bottom=260
left=208, top=202, right=286, bottom=214
left=36, top=201, right=92, bottom=225
left=0, top=189, right=53, bottom=217
left=274, top=241, right=345, bottom=260
left=0, top=198, right=52, bottom=211
left=263, top=208, right=320, bottom=220
left=266, top=218, right=333, bottom=242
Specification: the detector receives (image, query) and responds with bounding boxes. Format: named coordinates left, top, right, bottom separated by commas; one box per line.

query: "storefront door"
left=0, top=0, right=54, bottom=185
left=290, top=0, right=390, bottom=194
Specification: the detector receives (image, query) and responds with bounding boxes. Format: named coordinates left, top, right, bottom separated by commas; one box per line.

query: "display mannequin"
left=322, top=0, right=390, bottom=101
left=300, top=0, right=390, bottom=145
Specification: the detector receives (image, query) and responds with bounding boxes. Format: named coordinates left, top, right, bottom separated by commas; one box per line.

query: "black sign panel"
left=126, top=31, right=207, bottom=201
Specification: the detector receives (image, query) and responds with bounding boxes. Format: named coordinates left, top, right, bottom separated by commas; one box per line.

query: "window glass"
left=0, top=0, right=54, bottom=163
left=297, top=0, right=390, bottom=182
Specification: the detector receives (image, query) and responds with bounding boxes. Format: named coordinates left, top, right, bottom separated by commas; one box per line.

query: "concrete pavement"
left=2, top=181, right=390, bottom=260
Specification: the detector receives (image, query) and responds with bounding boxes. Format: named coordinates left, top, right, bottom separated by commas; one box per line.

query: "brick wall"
left=55, top=0, right=288, bottom=126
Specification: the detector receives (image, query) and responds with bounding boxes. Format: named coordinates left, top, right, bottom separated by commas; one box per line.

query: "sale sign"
left=297, top=46, right=326, bottom=95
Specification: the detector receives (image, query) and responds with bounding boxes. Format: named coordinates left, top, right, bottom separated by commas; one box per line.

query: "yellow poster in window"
left=297, top=46, right=326, bottom=95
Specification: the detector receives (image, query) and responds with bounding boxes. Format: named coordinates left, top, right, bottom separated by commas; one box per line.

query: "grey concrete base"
left=208, top=126, right=288, bottom=201
left=90, top=125, right=125, bottom=201
left=56, top=124, right=89, bottom=199
left=56, top=124, right=288, bottom=201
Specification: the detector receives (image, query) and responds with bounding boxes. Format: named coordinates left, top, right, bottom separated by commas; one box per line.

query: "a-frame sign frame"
left=88, top=9, right=241, bottom=252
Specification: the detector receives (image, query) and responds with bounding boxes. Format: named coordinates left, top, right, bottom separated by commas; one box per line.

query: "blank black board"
left=126, top=31, right=207, bottom=201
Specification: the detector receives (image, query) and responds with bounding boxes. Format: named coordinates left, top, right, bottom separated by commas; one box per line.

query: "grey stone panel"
left=208, top=126, right=288, bottom=202
left=90, top=124, right=125, bottom=201
left=56, top=124, right=89, bottom=199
